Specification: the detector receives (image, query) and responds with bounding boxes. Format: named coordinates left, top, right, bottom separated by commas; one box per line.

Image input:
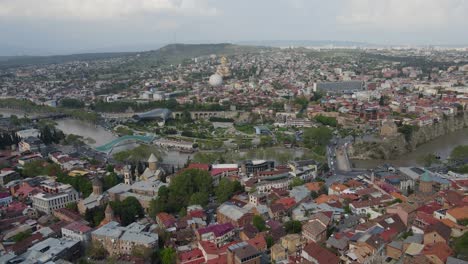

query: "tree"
left=106, top=164, right=115, bottom=172
left=215, top=178, right=242, bottom=204
left=310, top=191, right=319, bottom=199
left=284, top=220, right=302, bottom=234
left=379, top=96, right=385, bottom=106
left=290, top=178, right=305, bottom=188
left=189, top=192, right=209, bottom=206
left=160, top=247, right=176, bottom=264
left=303, top=127, right=332, bottom=150
left=87, top=241, right=108, bottom=260
left=103, top=172, right=122, bottom=191
left=12, top=230, right=32, bottom=242
left=150, top=169, right=214, bottom=214
left=66, top=202, right=78, bottom=212
left=85, top=206, right=105, bottom=227
left=253, top=215, right=267, bottom=232
left=314, top=115, right=338, bottom=127
left=398, top=124, right=415, bottom=142
left=453, top=232, right=468, bottom=260
left=60, top=98, right=85, bottom=108
left=418, top=153, right=440, bottom=167
left=451, top=145, right=468, bottom=161
left=259, top=135, right=274, bottom=148
left=110, top=197, right=144, bottom=226
left=266, top=236, right=274, bottom=248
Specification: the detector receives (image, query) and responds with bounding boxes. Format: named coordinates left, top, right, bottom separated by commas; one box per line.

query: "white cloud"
left=337, top=0, right=468, bottom=31
left=0, top=0, right=219, bottom=20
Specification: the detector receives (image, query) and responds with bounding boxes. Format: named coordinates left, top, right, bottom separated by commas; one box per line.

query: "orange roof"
left=422, top=242, right=453, bottom=263
left=447, top=206, right=468, bottom=221
left=247, top=234, right=267, bottom=251
left=390, top=192, right=408, bottom=202
left=315, top=194, right=339, bottom=204
left=330, top=183, right=348, bottom=192
left=305, top=182, right=323, bottom=192
left=440, top=218, right=458, bottom=228
left=275, top=197, right=296, bottom=209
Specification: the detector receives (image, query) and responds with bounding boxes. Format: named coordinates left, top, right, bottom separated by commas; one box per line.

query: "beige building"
left=91, top=221, right=158, bottom=256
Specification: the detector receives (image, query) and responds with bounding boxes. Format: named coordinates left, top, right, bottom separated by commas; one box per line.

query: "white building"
left=62, top=221, right=92, bottom=243
left=32, top=181, right=79, bottom=214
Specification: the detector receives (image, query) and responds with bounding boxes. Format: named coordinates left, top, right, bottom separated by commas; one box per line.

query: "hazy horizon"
left=1, top=0, right=468, bottom=56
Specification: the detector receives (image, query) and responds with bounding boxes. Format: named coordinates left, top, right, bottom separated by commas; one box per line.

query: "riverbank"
left=350, top=126, right=468, bottom=168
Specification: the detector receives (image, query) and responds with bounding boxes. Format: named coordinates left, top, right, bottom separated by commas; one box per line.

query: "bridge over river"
left=95, top=135, right=155, bottom=153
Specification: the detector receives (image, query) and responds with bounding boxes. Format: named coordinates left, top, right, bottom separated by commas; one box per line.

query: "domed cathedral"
left=77, top=177, right=108, bottom=214
left=419, top=170, right=433, bottom=193
left=105, top=153, right=168, bottom=210
left=216, top=56, right=231, bottom=78
left=140, top=153, right=165, bottom=181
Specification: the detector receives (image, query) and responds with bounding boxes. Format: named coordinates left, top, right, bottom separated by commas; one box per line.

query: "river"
left=1, top=109, right=467, bottom=167
left=351, top=127, right=468, bottom=168
left=55, top=119, right=192, bottom=166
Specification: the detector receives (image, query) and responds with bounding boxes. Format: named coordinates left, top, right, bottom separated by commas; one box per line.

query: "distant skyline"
left=1, top=0, right=468, bottom=55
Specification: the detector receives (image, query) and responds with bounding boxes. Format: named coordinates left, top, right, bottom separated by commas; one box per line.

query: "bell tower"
left=124, top=165, right=133, bottom=185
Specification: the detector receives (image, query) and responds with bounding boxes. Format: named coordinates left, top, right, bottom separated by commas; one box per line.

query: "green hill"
left=0, top=52, right=136, bottom=69
left=130, top=43, right=273, bottom=68
left=0, top=43, right=274, bottom=69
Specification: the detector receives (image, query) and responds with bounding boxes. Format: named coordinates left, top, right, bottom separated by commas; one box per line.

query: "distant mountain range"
left=236, top=40, right=371, bottom=47
left=1, top=41, right=466, bottom=69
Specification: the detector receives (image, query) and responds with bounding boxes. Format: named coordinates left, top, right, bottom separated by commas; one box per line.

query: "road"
left=324, top=136, right=368, bottom=186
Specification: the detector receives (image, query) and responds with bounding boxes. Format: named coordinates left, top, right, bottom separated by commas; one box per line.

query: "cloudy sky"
left=1, top=0, right=468, bottom=55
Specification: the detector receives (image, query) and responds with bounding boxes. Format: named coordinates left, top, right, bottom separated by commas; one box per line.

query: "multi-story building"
left=217, top=204, right=253, bottom=228
left=18, top=136, right=45, bottom=153
left=32, top=181, right=79, bottom=214
left=226, top=241, right=261, bottom=264
left=288, top=160, right=318, bottom=181
left=13, top=238, right=80, bottom=263
left=241, top=160, right=274, bottom=175
left=0, top=169, right=20, bottom=187
left=92, top=221, right=158, bottom=256
left=0, top=192, right=13, bottom=206
left=196, top=223, right=235, bottom=246
left=62, top=221, right=92, bottom=243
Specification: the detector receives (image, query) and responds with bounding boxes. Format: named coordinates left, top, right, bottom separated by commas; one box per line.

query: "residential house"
left=302, top=220, right=327, bottom=243
left=196, top=223, right=236, bottom=247
left=301, top=241, right=340, bottom=264
left=217, top=204, right=253, bottom=228
left=423, top=222, right=451, bottom=245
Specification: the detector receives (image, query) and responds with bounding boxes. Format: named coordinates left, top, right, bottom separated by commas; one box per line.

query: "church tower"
left=419, top=170, right=433, bottom=193
left=124, top=165, right=133, bottom=185
left=92, top=177, right=103, bottom=196
left=148, top=153, right=158, bottom=171
left=105, top=204, right=114, bottom=222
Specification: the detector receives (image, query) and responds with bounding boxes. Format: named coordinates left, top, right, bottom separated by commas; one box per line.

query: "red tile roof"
left=302, top=241, right=339, bottom=264
left=188, top=163, right=210, bottom=171
left=179, top=249, right=205, bottom=264
left=247, top=234, right=267, bottom=251
left=63, top=221, right=92, bottom=233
